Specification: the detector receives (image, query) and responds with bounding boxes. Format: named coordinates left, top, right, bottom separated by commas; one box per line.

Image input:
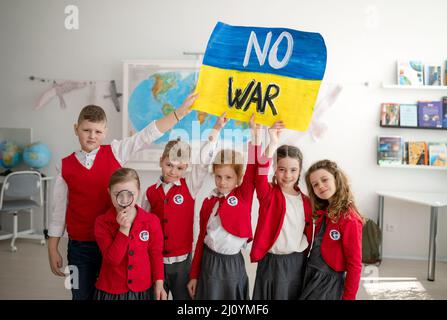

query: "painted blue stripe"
left=203, top=22, right=327, bottom=80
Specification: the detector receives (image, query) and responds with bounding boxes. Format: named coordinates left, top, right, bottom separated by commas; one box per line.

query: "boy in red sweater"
left=47, top=93, right=197, bottom=300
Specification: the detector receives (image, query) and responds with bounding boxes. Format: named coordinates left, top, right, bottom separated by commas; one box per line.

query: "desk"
left=0, top=174, right=53, bottom=241
left=377, top=191, right=447, bottom=281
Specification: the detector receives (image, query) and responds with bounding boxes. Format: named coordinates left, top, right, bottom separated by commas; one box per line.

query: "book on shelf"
left=428, top=143, right=447, bottom=167
left=380, top=103, right=400, bottom=126
left=399, top=104, right=418, bottom=127
left=424, top=65, right=442, bottom=86
left=407, top=141, right=428, bottom=165
left=397, top=60, right=424, bottom=86
left=378, top=136, right=404, bottom=165
left=417, top=101, right=443, bottom=128
left=442, top=96, right=447, bottom=128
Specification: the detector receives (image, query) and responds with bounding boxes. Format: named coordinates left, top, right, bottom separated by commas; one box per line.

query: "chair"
left=0, top=171, right=45, bottom=252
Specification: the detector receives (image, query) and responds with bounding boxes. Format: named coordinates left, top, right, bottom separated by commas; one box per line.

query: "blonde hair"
left=109, top=167, right=140, bottom=190
left=78, top=105, right=107, bottom=124
left=212, top=149, right=244, bottom=185
left=305, top=159, right=364, bottom=224
left=161, top=138, right=191, bottom=164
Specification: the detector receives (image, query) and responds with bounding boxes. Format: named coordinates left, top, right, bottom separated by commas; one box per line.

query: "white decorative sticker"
left=227, top=196, right=238, bottom=206
left=139, top=230, right=149, bottom=242
left=173, top=194, right=184, bottom=205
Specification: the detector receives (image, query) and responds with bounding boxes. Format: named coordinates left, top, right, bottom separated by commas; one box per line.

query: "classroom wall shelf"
left=381, top=83, right=447, bottom=90
left=378, top=163, right=447, bottom=170
left=379, top=124, right=447, bottom=130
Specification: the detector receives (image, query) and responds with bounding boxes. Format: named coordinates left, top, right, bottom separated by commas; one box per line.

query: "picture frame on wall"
left=122, top=60, right=200, bottom=170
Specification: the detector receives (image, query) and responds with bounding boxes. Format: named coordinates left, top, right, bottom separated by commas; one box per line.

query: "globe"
left=0, top=141, right=22, bottom=169
left=23, top=142, right=51, bottom=169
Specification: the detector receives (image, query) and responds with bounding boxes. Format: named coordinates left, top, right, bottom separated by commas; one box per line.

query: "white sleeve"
left=48, top=162, right=67, bottom=238
left=141, top=194, right=151, bottom=212
left=111, top=120, right=164, bottom=166
left=185, top=140, right=218, bottom=199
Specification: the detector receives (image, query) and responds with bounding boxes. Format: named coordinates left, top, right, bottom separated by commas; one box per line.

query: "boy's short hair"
left=161, top=138, right=191, bottom=164
left=78, top=105, right=107, bottom=124
left=212, top=149, right=245, bottom=185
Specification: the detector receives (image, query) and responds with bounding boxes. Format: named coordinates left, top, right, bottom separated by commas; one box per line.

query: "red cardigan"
left=189, top=143, right=258, bottom=280
left=314, top=207, right=363, bottom=300
left=94, top=206, right=164, bottom=294
left=250, top=155, right=313, bottom=263
left=146, top=178, right=195, bottom=257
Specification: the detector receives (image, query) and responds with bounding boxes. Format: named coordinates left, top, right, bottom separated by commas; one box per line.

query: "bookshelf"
left=378, top=83, right=447, bottom=170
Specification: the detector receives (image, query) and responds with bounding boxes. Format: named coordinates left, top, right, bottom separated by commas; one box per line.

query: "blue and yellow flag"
left=193, top=22, right=327, bottom=131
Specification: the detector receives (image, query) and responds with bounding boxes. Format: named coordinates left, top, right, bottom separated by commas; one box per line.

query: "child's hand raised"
left=249, top=114, right=263, bottom=146
left=176, top=92, right=199, bottom=119
left=268, top=121, right=285, bottom=145
left=209, top=112, right=229, bottom=142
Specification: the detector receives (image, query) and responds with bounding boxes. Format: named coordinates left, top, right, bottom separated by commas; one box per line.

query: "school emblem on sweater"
left=173, top=194, right=184, bottom=205
left=227, top=196, right=238, bottom=206
left=329, top=229, right=340, bottom=241
left=139, top=230, right=149, bottom=241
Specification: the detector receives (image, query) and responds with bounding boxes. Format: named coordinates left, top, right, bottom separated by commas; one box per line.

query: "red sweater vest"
left=62, top=145, right=121, bottom=241
left=145, top=178, right=195, bottom=257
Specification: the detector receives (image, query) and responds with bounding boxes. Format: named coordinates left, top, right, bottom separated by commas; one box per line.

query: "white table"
left=377, top=190, right=447, bottom=281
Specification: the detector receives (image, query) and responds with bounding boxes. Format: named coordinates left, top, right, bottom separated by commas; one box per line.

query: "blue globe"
left=23, top=142, right=51, bottom=169
left=0, top=141, right=22, bottom=169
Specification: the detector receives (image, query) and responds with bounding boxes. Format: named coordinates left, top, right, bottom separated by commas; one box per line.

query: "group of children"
left=47, top=93, right=364, bottom=301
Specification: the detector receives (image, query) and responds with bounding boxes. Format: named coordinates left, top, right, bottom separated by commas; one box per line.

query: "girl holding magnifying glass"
left=94, top=168, right=167, bottom=300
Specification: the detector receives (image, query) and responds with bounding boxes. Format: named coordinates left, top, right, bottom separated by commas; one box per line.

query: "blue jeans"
left=67, top=240, right=102, bottom=300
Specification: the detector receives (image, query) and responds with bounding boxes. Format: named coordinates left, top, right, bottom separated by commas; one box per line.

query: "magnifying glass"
left=116, top=190, right=134, bottom=209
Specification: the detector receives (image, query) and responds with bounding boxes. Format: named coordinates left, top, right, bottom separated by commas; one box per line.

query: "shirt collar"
left=78, top=146, right=100, bottom=158
left=156, top=176, right=182, bottom=189
left=208, top=188, right=230, bottom=199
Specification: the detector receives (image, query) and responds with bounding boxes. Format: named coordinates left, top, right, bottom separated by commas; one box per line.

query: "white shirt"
left=140, top=139, right=218, bottom=264
left=268, top=192, right=308, bottom=255
left=48, top=120, right=163, bottom=238
left=203, top=189, right=249, bottom=255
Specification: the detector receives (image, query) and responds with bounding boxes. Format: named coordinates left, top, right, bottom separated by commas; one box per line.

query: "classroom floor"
left=0, top=238, right=446, bottom=300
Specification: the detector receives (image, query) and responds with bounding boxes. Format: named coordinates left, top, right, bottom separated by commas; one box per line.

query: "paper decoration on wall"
left=30, top=76, right=122, bottom=112
left=34, top=80, right=88, bottom=110
left=103, top=80, right=122, bottom=112
left=193, top=22, right=327, bottom=132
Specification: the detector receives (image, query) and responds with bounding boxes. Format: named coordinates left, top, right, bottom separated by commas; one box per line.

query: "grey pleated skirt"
left=195, top=245, right=249, bottom=300
left=94, top=287, right=153, bottom=300
left=299, top=266, right=345, bottom=300
left=252, top=251, right=306, bottom=300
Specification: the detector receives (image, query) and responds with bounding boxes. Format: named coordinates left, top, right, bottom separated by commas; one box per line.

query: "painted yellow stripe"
left=193, top=65, right=322, bottom=132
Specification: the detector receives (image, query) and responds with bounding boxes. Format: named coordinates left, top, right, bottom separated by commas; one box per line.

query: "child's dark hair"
left=272, top=145, right=303, bottom=187
left=109, top=167, right=140, bottom=190
left=78, top=105, right=107, bottom=124
left=161, top=138, right=191, bottom=164
left=305, top=159, right=364, bottom=224
left=212, top=149, right=245, bottom=185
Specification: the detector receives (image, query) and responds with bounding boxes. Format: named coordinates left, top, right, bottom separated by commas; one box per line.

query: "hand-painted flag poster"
left=193, top=22, right=327, bottom=131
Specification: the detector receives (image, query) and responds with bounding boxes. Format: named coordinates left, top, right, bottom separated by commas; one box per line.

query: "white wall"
left=0, top=0, right=446, bottom=260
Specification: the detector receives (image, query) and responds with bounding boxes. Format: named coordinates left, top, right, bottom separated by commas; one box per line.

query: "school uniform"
left=251, top=155, right=313, bottom=300
left=189, top=142, right=258, bottom=300
left=143, top=140, right=217, bottom=300
left=48, top=121, right=163, bottom=300
left=300, top=207, right=363, bottom=300
left=94, top=205, right=164, bottom=300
